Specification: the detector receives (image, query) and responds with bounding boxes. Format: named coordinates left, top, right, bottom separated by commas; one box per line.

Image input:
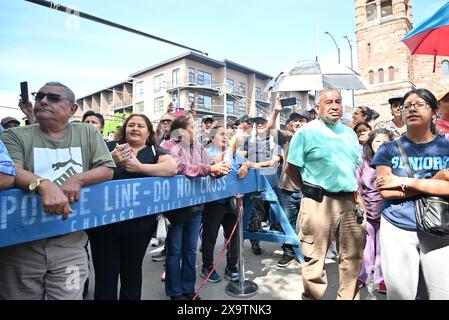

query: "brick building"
left=355, top=0, right=449, bottom=121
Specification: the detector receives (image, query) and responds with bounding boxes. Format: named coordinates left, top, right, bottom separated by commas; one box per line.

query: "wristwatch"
left=29, top=178, right=49, bottom=192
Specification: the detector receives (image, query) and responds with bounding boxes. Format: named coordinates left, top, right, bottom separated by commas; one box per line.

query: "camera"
left=280, top=97, right=297, bottom=107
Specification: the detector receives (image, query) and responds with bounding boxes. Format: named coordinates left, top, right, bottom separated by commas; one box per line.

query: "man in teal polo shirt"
left=286, top=88, right=366, bottom=300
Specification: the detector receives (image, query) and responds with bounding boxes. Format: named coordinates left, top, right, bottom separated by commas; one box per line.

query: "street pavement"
left=85, top=230, right=386, bottom=301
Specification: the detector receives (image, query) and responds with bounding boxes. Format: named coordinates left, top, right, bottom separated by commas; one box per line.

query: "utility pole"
left=343, top=35, right=355, bottom=109
left=324, top=31, right=341, bottom=64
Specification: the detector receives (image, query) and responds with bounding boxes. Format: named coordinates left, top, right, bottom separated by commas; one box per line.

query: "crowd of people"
left=1, top=81, right=449, bottom=300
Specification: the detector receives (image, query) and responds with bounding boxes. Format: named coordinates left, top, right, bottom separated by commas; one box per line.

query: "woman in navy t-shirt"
left=88, top=114, right=177, bottom=300
left=373, top=88, right=449, bottom=300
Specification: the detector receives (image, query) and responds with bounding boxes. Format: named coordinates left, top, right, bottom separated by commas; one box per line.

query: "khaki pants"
left=299, top=194, right=366, bottom=300
left=0, top=231, right=88, bottom=300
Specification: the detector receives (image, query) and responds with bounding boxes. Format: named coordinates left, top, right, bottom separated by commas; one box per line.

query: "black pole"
left=24, top=0, right=208, bottom=56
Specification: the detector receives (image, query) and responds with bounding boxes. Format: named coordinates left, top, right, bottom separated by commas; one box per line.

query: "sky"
left=0, top=0, right=447, bottom=119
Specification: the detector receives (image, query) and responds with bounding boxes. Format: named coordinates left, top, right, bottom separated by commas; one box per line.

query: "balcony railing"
left=181, top=103, right=246, bottom=117
left=167, top=77, right=219, bottom=92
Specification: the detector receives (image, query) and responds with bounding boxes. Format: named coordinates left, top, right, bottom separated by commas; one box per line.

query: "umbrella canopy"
left=402, top=2, right=449, bottom=71
left=265, top=60, right=368, bottom=92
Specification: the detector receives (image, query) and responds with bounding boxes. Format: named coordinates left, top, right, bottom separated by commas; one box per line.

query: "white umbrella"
left=265, top=60, right=368, bottom=92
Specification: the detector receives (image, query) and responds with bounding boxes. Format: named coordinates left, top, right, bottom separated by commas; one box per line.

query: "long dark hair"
left=363, top=128, right=394, bottom=161
left=402, top=88, right=438, bottom=134
left=118, top=114, right=156, bottom=146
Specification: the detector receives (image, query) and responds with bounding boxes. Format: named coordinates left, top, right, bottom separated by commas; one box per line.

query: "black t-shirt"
left=106, top=141, right=168, bottom=180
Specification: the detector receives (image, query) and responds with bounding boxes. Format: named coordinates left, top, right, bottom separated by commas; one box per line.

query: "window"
left=366, top=0, right=377, bottom=22
left=135, top=102, right=144, bottom=114
left=368, top=70, right=374, bottom=84
left=255, top=87, right=262, bottom=100
left=172, top=69, right=179, bottom=87
left=226, top=79, right=234, bottom=92
left=204, top=96, right=212, bottom=111
left=136, top=81, right=144, bottom=98
left=238, top=82, right=246, bottom=96
left=443, top=60, right=449, bottom=76
left=197, top=70, right=212, bottom=86
left=238, top=101, right=246, bottom=115
left=381, top=0, right=393, bottom=18
left=226, top=99, right=234, bottom=114
left=188, top=67, right=195, bottom=83
left=154, top=97, right=164, bottom=114
left=378, top=68, right=384, bottom=83
left=154, top=74, right=163, bottom=93
left=188, top=92, right=195, bottom=103
left=197, top=95, right=212, bottom=111
left=172, top=92, right=179, bottom=105
left=367, top=42, right=372, bottom=54
left=388, top=66, right=395, bottom=81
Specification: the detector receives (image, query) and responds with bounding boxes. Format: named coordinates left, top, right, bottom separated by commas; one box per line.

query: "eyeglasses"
left=160, top=119, right=172, bottom=124
left=400, top=102, right=429, bottom=111
left=31, top=92, right=72, bottom=103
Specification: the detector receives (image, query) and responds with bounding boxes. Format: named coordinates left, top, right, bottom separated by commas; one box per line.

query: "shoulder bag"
left=396, top=139, right=449, bottom=237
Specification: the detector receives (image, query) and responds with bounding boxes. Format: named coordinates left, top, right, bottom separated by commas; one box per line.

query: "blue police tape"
left=0, top=170, right=263, bottom=248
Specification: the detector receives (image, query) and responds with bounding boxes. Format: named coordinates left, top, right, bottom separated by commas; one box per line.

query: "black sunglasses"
left=160, top=119, right=172, bottom=124
left=32, top=92, right=72, bottom=103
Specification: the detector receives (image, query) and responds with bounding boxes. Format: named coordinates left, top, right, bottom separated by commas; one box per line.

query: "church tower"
left=355, top=0, right=414, bottom=118
left=355, top=0, right=449, bottom=119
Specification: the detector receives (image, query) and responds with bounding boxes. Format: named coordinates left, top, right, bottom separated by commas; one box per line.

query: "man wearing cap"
left=230, top=115, right=253, bottom=156
left=200, top=115, right=217, bottom=146
left=267, top=101, right=310, bottom=267
left=286, top=88, right=366, bottom=300
left=240, top=116, right=283, bottom=255
left=374, top=95, right=406, bottom=138
left=1, top=117, right=20, bottom=130
left=226, top=120, right=238, bottom=140
left=435, top=89, right=449, bottom=137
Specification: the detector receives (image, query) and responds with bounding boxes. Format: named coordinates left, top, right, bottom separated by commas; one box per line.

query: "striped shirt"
left=0, top=139, right=15, bottom=176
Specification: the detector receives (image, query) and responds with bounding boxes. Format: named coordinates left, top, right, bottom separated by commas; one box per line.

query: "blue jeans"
left=165, top=210, right=201, bottom=297
left=280, top=189, right=302, bottom=257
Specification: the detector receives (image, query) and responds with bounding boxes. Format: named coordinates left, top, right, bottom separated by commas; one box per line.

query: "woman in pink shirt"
left=161, top=115, right=230, bottom=300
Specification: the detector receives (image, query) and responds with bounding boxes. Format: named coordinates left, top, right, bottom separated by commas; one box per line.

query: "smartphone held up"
left=20, top=81, right=29, bottom=104
left=280, top=97, right=297, bottom=108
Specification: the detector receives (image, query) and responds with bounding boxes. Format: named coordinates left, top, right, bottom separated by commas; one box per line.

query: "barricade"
left=0, top=169, right=303, bottom=262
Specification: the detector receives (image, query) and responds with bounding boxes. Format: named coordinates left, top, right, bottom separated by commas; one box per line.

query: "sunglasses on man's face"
left=160, top=119, right=172, bottom=124
left=31, top=92, right=72, bottom=103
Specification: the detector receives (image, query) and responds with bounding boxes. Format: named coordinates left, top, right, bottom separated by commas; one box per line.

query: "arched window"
left=378, top=68, right=384, bottom=83
left=388, top=66, right=395, bottom=81
left=366, top=0, right=377, bottom=22
left=442, top=60, right=449, bottom=76
left=369, top=70, right=374, bottom=84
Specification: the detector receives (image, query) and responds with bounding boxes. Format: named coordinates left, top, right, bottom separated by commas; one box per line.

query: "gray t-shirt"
left=2, top=122, right=115, bottom=185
